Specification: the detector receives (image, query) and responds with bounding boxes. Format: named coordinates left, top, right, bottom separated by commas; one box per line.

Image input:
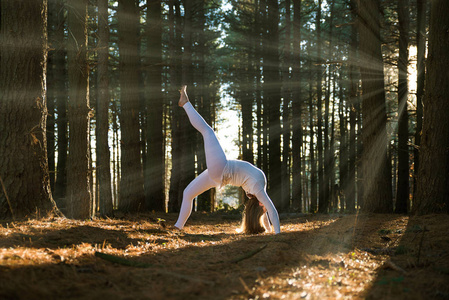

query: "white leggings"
left=174, top=102, right=227, bottom=229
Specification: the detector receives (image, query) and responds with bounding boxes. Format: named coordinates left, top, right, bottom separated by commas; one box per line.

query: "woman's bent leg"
left=174, top=170, right=217, bottom=229
left=183, top=102, right=227, bottom=183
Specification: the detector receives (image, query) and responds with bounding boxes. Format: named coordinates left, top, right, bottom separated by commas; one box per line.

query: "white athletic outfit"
left=174, top=102, right=281, bottom=234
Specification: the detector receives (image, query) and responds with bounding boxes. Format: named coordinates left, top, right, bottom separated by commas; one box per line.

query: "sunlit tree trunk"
left=414, top=0, right=449, bottom=214
left=308, top=54, right=317, bottom=212
left=316, top=0, right=325, bottom=213
left=145, top=0, right=165, bottom=212
left=0, top=0, right=60, bottom=219
left=395, top=0, right=410, bottom=213
left=66, top=0, right=92, bottom=219
left=281, top=0, right=292, bottom=211
left=265, top=0, right=283, bottom=208
left=168, top=0, right=183, bottom=212
left=47, top=2, right=56, bottom=192
left=118, top=0, right=145, bottom=212
left=347, top=0, right=358, bottom=213
left=179, top=0, right=196, bottom=211
left=291, top=0, right=302, bottom=212
left=413, top=0, right=426, bottom=200
left=358, top=0, right=393, bottom=213
left=97, top=0, right=113, bottom=216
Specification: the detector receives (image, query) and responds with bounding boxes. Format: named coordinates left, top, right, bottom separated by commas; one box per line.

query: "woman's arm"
left=255, top=190, right=281, bottom=234
left=261, top=212, right=273, bottom=233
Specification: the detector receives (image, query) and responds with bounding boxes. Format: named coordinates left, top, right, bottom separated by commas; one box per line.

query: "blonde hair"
left=241, top=198, right=266, bottom=234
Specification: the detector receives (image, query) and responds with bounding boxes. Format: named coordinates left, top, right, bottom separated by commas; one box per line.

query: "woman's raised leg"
left=180, top=86, right=227, bottom=183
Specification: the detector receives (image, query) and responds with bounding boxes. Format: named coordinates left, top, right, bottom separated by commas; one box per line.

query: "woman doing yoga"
left=174, top=86, right=281, bottom=234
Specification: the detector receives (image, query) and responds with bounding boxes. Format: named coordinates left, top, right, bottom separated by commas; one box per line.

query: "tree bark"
left=118, top=0, right=145, bottom=212
left=347, top=0, right=358, bottom=213
left=395, top=0, right=410, bottom=213
left=265, top=0, right=283, bottom=208
left=358, top=0, right=393, bottom=213
left=66, top=0, right=92, bottom=219
left=97, top=0, right=113, bottom=216
left=413, top=0, right=426, bottom=200
left=414, top=0, right=449, bottom=214
left=0, top=0, right=59, bottom=219
left=168, top=0, right=183, bottom=212
left=145, top=0, right=165, bottom=212
left=291, top=0, right=302, bottom=212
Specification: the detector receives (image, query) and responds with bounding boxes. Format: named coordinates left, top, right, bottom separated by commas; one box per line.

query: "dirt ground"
left=0, top=212, right=448, bottom=300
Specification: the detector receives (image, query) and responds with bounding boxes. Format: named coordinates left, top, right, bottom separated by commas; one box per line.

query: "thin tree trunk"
left=281, top=0, right=292, bottom=211
left=118, top=0, right=145, bottom=212
left=395, top=0, right=410, bottom=213
left=168, top=0, right=183, bottom=212
left=145, top=0, right=165, bottom=212
left=66, top=0, right=92, bottom=219
left=52, top=0, right=68, bottom=209
left=292, top=0, right=302, bottom=212
left=97, top=0, right=113, bottom=216
left=179, top=0, right=196, bottom=212
left=265, top=0, right=282, bottom=208
left=347, top=0, right=358, bottom=213
left=413, top=0, right=426, bottom=200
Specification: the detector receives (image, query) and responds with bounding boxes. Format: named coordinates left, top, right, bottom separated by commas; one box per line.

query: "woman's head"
left=241, top=197, right=266, bottom=234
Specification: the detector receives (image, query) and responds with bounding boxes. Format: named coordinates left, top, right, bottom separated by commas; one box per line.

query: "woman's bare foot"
left=178, top=85, right=189, bottom=107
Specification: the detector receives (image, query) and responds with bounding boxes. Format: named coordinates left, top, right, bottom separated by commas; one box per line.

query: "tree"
left=0, top=0, right=59, bottom=218
left=145, top=0, right=165, bottom=212
left=118, top=0, right=145, bottom=212
left=347, top=0, right=358, bottom=213
left=358, top=0, right=393, bottom=212
left=265, top=0, right=283, bottom=208
left=97, top=0, right=113, bottom=216
left=168, top=0, right=183, bottom=213
left=291, top=0, right=303, bottom=212
left=413, top=0, right=449, bottom=214
left=395, top=0, right=410, bottom=213
left=66, top=0, right=92, bottom=219
left=413, top=0, right=426, bottom=198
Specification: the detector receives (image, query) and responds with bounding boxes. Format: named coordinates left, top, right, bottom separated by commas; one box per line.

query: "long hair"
left=241, top=197, right=266, bottom=234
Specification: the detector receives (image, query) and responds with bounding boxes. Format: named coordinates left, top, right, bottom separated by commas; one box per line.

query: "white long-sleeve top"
left=220, top=160, right=281, bottom=234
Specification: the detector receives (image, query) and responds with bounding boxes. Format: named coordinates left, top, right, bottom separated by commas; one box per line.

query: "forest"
left=1, top=0, right=448, bottom=299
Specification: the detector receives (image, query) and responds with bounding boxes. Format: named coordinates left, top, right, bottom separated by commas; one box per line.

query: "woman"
left=174, top=86, right=280, bottom=234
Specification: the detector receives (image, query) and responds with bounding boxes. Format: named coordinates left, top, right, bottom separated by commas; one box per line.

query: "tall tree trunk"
left=47, top=1, right=56, bottom=192
left=67, top=0, right=92, bottom=219
left=413, top=0, right=449, bottom=214
left=118, top=0, right=145, bottom=212
left=265, top=0, right=282, bottom=208
left=291, top=0, right=302, bottom=212
left=347, top=0, right=358, bottom=213
left=281, top=0, right=292, bottom=211
left=395, top=0, right=410, bottom=213
left=145, top=0, right=165, bottom=212
left=97, top=0, right=113, bottom=216
left=308, top=55, right=317, bottom=212
left=49, top=0, right=68, bottom=209
left=195, top=0, right=214, bottom=212
left=168, top=0, right=183, bottom=212
left=179, top=0, right=196, bottom=212
left=316, top=0, right=325, bottom=213
left=358, top=0, right=393, bottom=213
left=0, top=0, right=59, bottom=219
left=413, top=0, right=426, bottom=200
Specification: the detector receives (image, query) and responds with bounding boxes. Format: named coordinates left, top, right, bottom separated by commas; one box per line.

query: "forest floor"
left=0, top=211, right=448, bottom=300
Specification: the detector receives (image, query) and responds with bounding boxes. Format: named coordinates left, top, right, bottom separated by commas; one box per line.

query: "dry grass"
left=0, top=212, right=448, bottom=299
